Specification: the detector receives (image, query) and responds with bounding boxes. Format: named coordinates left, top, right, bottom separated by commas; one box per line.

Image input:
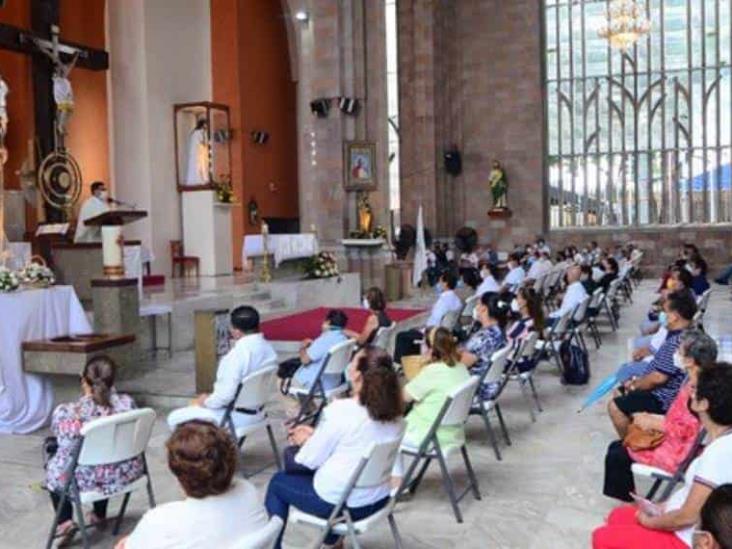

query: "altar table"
left=0, top=286, right=92, bottom=434
left=243, top=233, right=319, bottom=268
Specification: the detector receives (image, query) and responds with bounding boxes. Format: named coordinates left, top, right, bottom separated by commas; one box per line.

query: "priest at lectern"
left=74, top=181, right=110, bottom=243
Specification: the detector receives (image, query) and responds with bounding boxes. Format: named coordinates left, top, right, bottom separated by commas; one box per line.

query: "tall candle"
left=262, top=222, right=269, bottom=236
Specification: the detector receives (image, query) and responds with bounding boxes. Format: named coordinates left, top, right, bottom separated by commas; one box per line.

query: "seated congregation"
left=39, top=238, right=730, bottom=548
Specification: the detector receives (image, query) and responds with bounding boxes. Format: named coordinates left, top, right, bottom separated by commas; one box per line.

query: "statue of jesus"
left=489, top=160, right=508, bottom=209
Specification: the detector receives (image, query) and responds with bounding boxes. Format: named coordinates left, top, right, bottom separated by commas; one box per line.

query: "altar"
left=242, top=233, right=318, bottom=278
left=0, top=286, right=91, bottom=434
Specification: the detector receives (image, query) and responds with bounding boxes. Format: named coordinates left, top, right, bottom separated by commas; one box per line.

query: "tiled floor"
left=0, top=281, right=728, bottom=548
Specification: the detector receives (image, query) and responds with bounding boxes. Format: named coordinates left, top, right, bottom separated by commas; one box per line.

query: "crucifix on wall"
left=0, top=0, right=109, bottom=221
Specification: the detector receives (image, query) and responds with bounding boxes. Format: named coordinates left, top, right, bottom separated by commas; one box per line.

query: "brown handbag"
left=623, top=423, right=665, bottom=451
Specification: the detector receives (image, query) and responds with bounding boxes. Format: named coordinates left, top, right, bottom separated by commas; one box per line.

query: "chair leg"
left=494, top=403, right=511, bottom=446
left=408, top=456, right=432, bottom=495
left=519, top=380, right=537, bottom=423
left=479, top=409, right=502, bottom=461
left=460, top=445, right=481, bottom=501
left=266, top=424, right=283, bottom=471
left=73, top=491, right=90, bottom=549
left=528, top=376, right=543, bottom=412
left=344, top=512, right=361, bottom=549
left=434, top=448, right=463, bottom=523
left=45, top=491, right=68, bottom=549
left=388, top=514, right=405, bottom=549
left=150, top=316, right=157, bottom=352
left=167, top=312, right=173, bottom=356
left=113, top=493, right=131, bottom=535
left=143, top=456, right=156, bottom=508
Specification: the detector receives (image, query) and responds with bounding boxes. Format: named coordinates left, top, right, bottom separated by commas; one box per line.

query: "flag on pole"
left=412, top=205, right=428, bottom=288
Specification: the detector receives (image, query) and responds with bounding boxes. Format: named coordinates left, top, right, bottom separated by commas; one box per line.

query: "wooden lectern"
left=85, top=210, right=147, bottom=278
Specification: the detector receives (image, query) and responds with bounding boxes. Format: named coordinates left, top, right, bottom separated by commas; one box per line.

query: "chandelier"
left=598, top=0, right=652, bottom=52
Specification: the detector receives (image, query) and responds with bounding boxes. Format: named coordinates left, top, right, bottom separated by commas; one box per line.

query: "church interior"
left=1, top=1, right=732, bottom=548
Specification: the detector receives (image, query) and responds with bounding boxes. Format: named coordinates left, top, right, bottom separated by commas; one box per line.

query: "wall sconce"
left=338, top=97, right=359, bottom=115
left=295, top=10, right=310, bottom=22
left=250, top=130, right=269, bottom=145
left=310, top=98, right=331, bottom=118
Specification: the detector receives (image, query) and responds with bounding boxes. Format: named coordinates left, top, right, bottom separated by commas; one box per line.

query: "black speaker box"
left=444, top=150, right=462, bottom=176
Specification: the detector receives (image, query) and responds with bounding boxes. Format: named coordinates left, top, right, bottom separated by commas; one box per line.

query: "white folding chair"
left=468, top=346, right=512, bottom=460
left=232, top=516, right=284, bottom=549
left=569, top=295, right=592, bottom=353
left=372, top=322, right=397, bottom=355
left=461, top=294, right=479, bottom=320
left=536, top=306, right=574, bottom=373
left=585, top=287, right=605, bottom=348
left=288, top=339, right=357, bottom=425
left=603, top=278, right=622, bottom=330
left=220, top=361, right=282, bottom=475
left=291, top=438, right=406, bottom=549
left=439, top=308, right=462, bottom=331
left=397, top=377, right=481, bottom=523
left=506, top=331, right=542, bottom=422
left=45, top=408, right=157, bottom=549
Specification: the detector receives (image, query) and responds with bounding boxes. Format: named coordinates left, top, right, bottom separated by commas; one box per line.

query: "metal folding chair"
left=397, top=377, right=481, bottom=523
left=603, top=278, right=622, bottom=331
left=288, top=339, right=357, bottom=425
left=536, top=306, right=574, bottom=374
left=505, top=331, right=542, bottom=422
left=468, top=346, right=512, bottom=460
left=632, top=429, right=706, bottom=502
left=585, top=287, right=606, bottom=348
left=568, top=295, right=592, bottom=353
left=291, top=438, right=406, bottom=549
left=220, top=361, right=282, bottom=475
left=372, top=322, right=397, bottom=354
left=45, top=409, right=157, bottom=549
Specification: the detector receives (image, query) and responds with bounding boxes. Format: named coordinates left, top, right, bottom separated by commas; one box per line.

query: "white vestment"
left=185, top=128, right=209, bottom=185
left=74, top=195, right=109, bottom=243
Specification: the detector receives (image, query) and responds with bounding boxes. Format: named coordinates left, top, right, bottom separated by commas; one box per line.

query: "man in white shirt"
left=394, top=272, right=462, bottom=363
left=501, top=253, right=526, bottom=292
left=74, top=181, right=111, bottom=243
left=548, top=264, right=588, bottom=323
left=475, top=264, right=500, bottom=297
left=167, top=306, right=277, bottom=430
left=526, top=250, right=553, bottom=282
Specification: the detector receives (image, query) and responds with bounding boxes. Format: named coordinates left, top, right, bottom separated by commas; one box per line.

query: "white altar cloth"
left=0, top=286, right=92, bottom=434
left=243, top=233, right=318, bottom=267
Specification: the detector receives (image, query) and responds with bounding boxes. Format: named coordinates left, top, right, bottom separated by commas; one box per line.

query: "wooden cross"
left=0, top=0, right=109, bottom=221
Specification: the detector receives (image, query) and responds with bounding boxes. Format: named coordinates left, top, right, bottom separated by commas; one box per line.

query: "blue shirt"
left=691, top=275, right=710, bottom=297
left=648, top=329, right=684, bottom=411
left=465, top=325, right=507, bottom=401
left=295, top=329, right=348, bottom=390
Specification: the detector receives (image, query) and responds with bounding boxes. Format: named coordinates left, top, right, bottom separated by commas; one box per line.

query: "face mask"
left=362, top=298, right=370, bottom=310
left=673, top=352, right=684, bottom=370
left=435, top=284, right=443, bottom=297
left=98, top=191, right=108, bottom=201
left=658, top=311, right=668, bottom=328
left=580, top=274, right=589, bottom=282
left=472, top=306, right=480, bottom=321
left=685, top=264, right=693, bottom=273
left=510, top=299, right=520, bottom=313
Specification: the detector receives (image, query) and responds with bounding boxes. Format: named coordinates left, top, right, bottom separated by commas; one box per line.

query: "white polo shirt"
left=550, top=280, right=588, bottom=319
left=204, top=333, right=278, bottom=409
left=527, top=258, right=552, bottom=281
left=503, top=266, right=526, bottom=290
left=475, top=275, right=500, bottom=297
left=426, top=289, right=462, bottom=327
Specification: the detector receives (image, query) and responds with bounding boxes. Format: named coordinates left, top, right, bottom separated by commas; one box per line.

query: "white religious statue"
left=0, top=74, right=8, bottom=254
left=0, top=74, right=8, bottom=143
left=74, top=181, right=110, bottom=243
left=185, top=118, right=210, bottom=185
left=32, top=26, right=80, bottom=140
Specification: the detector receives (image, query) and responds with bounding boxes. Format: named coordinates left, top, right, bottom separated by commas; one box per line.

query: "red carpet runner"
left=260, top=307, right=424, bottom=341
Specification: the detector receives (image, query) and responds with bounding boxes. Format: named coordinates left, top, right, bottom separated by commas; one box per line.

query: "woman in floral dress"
left=45, top=356, right=143, bottom=542
left=460, top=292, right=509, bottom=400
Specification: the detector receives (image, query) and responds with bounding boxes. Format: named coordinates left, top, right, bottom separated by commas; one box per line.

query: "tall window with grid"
left=386, top=0, right=401, bottom=224
left=544, top=0, right=732, bottom=228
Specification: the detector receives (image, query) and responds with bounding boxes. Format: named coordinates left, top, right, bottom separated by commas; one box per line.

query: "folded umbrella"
left=578, top=372, right=618, bottom=413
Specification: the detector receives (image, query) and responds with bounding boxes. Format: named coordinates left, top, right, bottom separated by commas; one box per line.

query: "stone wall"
left=398, top=0, right=545, bottom=248
left=550, top=225, right=732, bottom=277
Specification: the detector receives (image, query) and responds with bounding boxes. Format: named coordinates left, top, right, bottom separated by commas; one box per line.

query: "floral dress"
left=465, top=325, right=507, bottom=401
left=628, top=383, right=701, bottom=474
left=45, top=390, right=144, bottom=495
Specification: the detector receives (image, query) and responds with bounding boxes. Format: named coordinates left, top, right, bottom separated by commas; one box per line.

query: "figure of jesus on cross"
left=29, top=24, right=80, bottom=148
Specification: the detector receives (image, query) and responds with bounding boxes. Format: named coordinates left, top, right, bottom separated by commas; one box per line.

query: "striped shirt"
left=648, top=329, right=684, bottom=411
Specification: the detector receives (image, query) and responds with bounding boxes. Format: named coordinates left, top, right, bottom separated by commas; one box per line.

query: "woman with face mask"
left=594, top=363, right=732, bottom=549
left=688, top=258, right=710, bottom=297
left=603, top=331, right=717, bottom=503
left=346, top=287, right=392, bottom=348
left=506, top=287, right=544, bottom=345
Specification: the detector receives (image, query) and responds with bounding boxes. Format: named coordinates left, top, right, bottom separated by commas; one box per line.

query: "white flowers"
left=0, top=267, right=20, bottom=293
left=15, top=263, right=56, bottom=289
left=306, top=252, right=340, bottom=279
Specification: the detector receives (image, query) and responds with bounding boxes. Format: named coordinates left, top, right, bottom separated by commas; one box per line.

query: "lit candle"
left=310, top=224, right=316, bottom=233
left=261, top=222, right=269, bottom=236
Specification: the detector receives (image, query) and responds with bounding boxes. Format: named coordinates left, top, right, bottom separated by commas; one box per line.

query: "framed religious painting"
left=344, top=141, right=377, bottom=191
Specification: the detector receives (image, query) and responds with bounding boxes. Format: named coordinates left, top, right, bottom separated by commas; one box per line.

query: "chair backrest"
left=78, top=408, right=156, bottom=466
left=440, top=376, right=480, bottom=426
left=606, top=278, right=621, bottom=300
left=552, top=307, right=574, bottom=336
left=354, top=436, right=404, bottom=489
left=323, top=339, right=357, bottom=375
left=461, top=295, right=479, bottom=318
left=533, top=274, right=545, bottom=293
left=589, top=287, right=604, bottom=308
left=231, top=516, right=284, bottom=549
left=520, top=330, right=540, bottom=360
left=697, top=289, right=711, bottom=313
left=233, top=361, right=278, bottom=410
left=372, top=322, right=397, bottom=352
left=440, top=308, right=461, bottom=330
left=572, top=295, right=591, bottom=323
left=481, top=345, right=512, bottom=386
left=170, top=240, right=183, bottom=258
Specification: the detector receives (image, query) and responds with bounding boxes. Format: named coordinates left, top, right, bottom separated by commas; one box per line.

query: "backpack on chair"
left=559, top=339, right=590, bottom=385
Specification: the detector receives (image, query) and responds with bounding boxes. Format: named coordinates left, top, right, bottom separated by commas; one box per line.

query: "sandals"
left=54, top=521, right=78, bottom=547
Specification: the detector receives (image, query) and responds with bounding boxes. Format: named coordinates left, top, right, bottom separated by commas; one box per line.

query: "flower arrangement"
left=348, top=225, right=388, bottom=240
left=304, top=251, right=340, bottom=279
left=214, top=176, right=235, bottom=204
left=17, top=261, right=56, bottom=289
left=0, top=266, right=20, bottom=293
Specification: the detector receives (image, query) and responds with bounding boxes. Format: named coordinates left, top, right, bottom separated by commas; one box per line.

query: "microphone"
left=107, top=197, right=136, bottom=209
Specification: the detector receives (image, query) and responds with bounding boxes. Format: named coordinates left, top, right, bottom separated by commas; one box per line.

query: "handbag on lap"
left=277, top=358, right=302, bottom=395
left=623, top=423, right=665, bottom=451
